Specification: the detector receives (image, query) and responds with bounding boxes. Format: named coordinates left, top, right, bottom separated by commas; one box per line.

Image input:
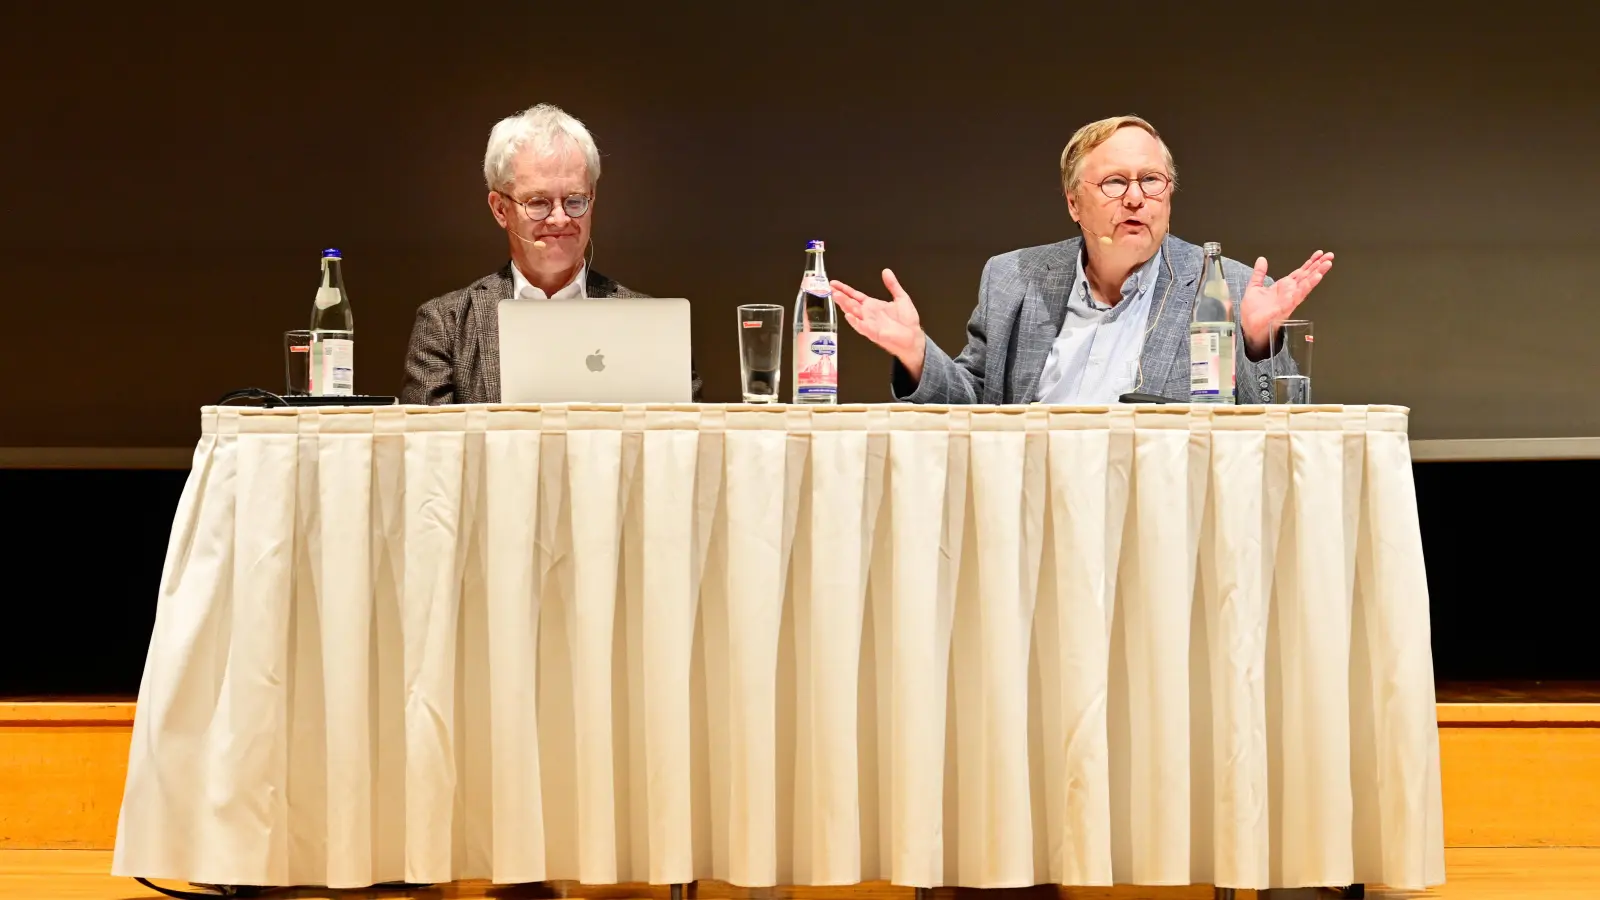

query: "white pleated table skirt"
left=111, top=403, right=1443, bottom=891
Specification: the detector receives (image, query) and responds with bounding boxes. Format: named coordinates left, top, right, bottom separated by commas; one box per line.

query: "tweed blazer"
left=893, top=234, right=1289, bottom=405
left=400, top=263, right=702, bottom=404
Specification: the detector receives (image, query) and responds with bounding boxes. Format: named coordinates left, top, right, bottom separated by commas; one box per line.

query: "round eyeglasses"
left=1088, top=173, right=1172, bottom=199
left=497, top=191, right=592, bottom=221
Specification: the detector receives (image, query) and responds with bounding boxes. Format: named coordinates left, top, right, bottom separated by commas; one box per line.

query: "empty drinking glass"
left=285, top=330, right=313, bottom=395
left=737, top=304, right=784, bottom=403
left=1270, top=320, right=1313, bottom=404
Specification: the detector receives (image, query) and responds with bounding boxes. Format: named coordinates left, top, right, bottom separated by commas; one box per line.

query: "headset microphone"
left=1078, top=221, right=1115, bottom=245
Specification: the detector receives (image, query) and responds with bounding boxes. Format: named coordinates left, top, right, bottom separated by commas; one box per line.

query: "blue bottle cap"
left=322, top=248, right=342, bottom=259
left=807, top=240, right=825, bottom=251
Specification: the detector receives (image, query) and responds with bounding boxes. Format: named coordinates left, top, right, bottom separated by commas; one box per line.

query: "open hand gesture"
left=1240, top=251, right=1335, bottom=356
left=829, top=268, right=927, bottom=378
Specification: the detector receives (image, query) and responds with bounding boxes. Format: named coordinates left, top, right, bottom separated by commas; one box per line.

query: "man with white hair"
left=401, top=103, right=701, bottom=403
left=830, top=115, right=1334, bottom=404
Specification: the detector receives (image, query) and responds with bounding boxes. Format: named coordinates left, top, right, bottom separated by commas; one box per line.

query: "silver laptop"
left=497, top=298, right=694, bottom=403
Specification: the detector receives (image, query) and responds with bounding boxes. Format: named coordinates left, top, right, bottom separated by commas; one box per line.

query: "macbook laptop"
left=497, top=297, right=694, bottom=403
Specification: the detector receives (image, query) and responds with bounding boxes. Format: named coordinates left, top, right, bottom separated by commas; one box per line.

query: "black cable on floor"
left=134, top=876, right=435, bottom=898
left=134, top=877, right=273, bottom=899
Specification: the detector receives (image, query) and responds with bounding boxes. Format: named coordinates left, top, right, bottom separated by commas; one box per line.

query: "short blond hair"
left=1059, top=115, right=1176, bottom=192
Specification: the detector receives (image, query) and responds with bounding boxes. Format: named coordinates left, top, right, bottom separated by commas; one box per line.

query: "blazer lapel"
left=1134, top=235, right=1201, bottom=397
left=1009, top=239, right=1079, bottom=404
left=471, top=264, right=516, bottom=403
left=586, top=269, right=620, bottom=298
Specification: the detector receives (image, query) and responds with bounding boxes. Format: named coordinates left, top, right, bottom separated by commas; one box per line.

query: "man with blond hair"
left=401, top=102, right=701, bottom=403
left=831, top=115, right=1333, bottom=404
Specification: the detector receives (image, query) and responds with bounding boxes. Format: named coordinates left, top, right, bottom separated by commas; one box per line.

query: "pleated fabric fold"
left=113, top=403, right=1442, bottom=892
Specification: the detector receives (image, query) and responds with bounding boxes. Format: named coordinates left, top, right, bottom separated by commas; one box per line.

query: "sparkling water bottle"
left=1189, top=241, right=1236, bottom=404
left=792, top=240, right=838, bottom=404
left=309, top=248, right=354, bottom=396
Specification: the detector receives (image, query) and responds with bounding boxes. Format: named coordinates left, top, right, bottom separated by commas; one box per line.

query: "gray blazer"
left=893, top=234, right=1284, bottom=404
left=400, top=263, right=703, bottom=404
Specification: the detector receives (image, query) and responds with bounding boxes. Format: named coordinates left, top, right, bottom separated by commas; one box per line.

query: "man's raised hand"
left=830, top=268, right=926, bottom=380
left=1240, top=251, right=1335, bottom=357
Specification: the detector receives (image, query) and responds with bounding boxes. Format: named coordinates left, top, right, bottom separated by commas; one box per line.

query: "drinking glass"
left=1270, top=319, right=1313, bottom=404
left=285, top=330, right=313, bottom=395
left=737, top=304, right=784, bottom=403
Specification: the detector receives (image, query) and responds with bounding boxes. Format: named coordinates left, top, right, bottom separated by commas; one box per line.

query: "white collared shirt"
left=511, top=263, right=587, bottom=301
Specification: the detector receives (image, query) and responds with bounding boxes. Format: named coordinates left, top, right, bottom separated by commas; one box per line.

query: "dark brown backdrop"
left=4, top=1, right=1597, bottom=446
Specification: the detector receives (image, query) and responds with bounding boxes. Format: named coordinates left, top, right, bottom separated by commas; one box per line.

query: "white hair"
left=482, top=103, right=601, bottom=192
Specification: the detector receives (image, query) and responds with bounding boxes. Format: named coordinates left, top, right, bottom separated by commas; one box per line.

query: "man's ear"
left=487, top=191, right=509, bottom=229
left=1065, top=185, right=1080, bottom=223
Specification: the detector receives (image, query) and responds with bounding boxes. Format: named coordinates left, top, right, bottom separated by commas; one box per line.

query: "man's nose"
left=544, top=206, right=573, bottom=228
left=1122, top=187, right=1146, bottom=208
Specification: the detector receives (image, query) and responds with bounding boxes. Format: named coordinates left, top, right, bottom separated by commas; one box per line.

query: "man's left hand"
left=1240, top=250, right=1335, bottom=358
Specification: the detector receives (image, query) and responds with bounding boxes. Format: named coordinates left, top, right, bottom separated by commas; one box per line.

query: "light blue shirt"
left=1034, top=247, right=1163, bottom=403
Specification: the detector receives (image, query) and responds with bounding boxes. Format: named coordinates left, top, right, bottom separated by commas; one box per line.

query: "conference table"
left=111, top=402, right=1444, bottom=892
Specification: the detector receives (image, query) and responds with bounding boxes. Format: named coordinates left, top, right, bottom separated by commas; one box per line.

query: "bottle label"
left=801, top=273, right=832, bottom=298
left=315, top=286, right=342, bottom=310
left=313, top=337, right=355, bottom=396
left=1189, top=331, right=1220, bottom=395
left=1188, top=328, right=1235, bottom=399
left=796, top=331, right=838, bottom=397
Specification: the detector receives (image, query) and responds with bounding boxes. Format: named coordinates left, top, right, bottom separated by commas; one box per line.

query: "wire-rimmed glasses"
left=496, top=191, right=592, bottom=221
left=1087, top=172, right=1172, bottom=199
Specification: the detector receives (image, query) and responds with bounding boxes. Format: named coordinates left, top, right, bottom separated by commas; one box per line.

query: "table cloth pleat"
left=112, top=403, right=1443, bottom=891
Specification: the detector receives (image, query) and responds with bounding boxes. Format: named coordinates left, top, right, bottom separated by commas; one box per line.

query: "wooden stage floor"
left=3, top=849, right=1597, bottom=900
left=6, top=683, right=1598, bottom=896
